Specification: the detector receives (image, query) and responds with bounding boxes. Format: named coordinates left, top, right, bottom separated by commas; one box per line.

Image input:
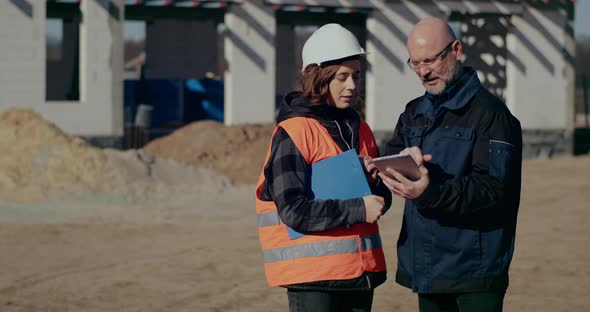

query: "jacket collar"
left=412, top=67, right=481, bottom=119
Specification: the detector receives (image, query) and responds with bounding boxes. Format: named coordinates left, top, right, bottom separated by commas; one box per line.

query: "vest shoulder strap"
left=278, top=117, right=339, bottom=163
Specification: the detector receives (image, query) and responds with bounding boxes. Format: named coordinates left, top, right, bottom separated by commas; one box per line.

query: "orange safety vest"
left=255, top=117, right=387, bottom=287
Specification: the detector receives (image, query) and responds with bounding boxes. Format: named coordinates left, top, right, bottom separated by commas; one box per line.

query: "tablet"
left=373, top=153, right=421, bottom=181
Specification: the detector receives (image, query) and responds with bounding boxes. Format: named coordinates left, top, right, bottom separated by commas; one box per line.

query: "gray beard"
left=425, top=64, right=463, bottom=95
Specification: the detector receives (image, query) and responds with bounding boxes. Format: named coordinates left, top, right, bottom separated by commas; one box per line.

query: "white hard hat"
left=301, top=23, right=366, bottom=72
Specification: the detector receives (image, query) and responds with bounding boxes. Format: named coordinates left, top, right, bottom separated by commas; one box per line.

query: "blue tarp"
left=124, top=78, right=224, bottom=126
left=186, top=78, right=224, bottom=122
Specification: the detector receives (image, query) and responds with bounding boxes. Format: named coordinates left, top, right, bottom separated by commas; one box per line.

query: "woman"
left=255, top=24, right=392, bottom=312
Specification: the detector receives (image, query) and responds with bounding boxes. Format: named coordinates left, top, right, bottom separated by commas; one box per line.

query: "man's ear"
left=452, top=41, right=463, bottom=61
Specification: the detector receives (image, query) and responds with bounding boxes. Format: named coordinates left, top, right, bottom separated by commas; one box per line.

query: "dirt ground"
left=0, top=113, right=589, bottom=311
left=143, top=121, right=274, bottom=185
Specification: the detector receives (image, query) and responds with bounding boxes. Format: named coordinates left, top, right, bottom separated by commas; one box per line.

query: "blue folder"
left=287, top=149, right=372, bottom=239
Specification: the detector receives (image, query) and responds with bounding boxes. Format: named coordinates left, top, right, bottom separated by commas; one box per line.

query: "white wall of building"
left=224, top=0, right=276, bottom=125
left=0, top=0, right=124, bottom=137
left=506, top=5, right=575, bottom=130
left=0, top=0, right=576, bottom=146
left=0, top=1, right=45, bottom=109
left=365, top=1, right=443, bottom=132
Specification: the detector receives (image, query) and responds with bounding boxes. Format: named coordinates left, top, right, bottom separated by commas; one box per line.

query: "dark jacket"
left=260, top=92, right=392, bottom=290
left=385, top=68, right=523, bottom=293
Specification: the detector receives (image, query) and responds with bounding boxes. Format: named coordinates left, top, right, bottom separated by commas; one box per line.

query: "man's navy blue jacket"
left=385, top=68, right=522, bottom=293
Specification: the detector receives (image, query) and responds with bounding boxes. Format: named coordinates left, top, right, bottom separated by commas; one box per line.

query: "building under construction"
left=0, top=0, right=578, bottom=157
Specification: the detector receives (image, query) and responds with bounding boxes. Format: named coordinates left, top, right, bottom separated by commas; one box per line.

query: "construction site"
left=0, top=0, right=589, bottom=311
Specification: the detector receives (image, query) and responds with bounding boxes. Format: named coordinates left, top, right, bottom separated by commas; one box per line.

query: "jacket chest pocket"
left=429, top=128, right=475, bottom=175
left=437, top=127, right=474, bottom=141
left=400, top=126, right=426, bottom=148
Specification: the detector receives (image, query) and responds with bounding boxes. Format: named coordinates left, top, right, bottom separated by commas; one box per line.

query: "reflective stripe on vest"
left=263, top=234, right=382, bottom=263
left=257, top=211, right=282, bottom=227
left=258, top=212, right=384, bottom=254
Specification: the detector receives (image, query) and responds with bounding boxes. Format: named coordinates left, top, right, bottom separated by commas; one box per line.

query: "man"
left=379, top=17, right=522, bottom=312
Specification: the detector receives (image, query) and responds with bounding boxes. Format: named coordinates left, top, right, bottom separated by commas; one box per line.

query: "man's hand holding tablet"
left=372, top=153, right=421, bottom=181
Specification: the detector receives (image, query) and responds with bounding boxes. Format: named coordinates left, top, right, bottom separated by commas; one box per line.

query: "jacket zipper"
left=490, top=139, right=514, bottom=147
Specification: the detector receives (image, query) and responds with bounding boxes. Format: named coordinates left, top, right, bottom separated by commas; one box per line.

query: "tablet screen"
left=373, top=154, right=421, bottom=181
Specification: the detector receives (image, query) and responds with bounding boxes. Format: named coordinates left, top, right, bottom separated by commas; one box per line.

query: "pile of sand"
left=144, top=120, right=275, bottom=184
left=0, top=108, right=233, bottom=203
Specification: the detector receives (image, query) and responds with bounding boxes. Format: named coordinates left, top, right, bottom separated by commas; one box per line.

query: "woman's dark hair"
left=298, top=55, right=361, bottom=105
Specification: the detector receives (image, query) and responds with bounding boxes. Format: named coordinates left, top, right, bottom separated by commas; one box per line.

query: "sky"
left=576, top=0, right=590, bottom=39
left=47, top=2, right=590, bottom=41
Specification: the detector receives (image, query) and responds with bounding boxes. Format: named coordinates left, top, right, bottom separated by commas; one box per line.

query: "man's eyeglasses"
left=406, top=40, right=456, bottom=71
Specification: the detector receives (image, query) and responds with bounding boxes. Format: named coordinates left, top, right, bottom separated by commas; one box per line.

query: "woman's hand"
left=360, top=156, right=379, bottom=184
left=363, top=195, right=385, bottom=223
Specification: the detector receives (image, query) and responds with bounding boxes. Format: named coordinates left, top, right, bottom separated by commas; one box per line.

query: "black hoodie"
left=276, top=92, right=362, bottom=153
left=260, top=92, right=390, bottom=290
